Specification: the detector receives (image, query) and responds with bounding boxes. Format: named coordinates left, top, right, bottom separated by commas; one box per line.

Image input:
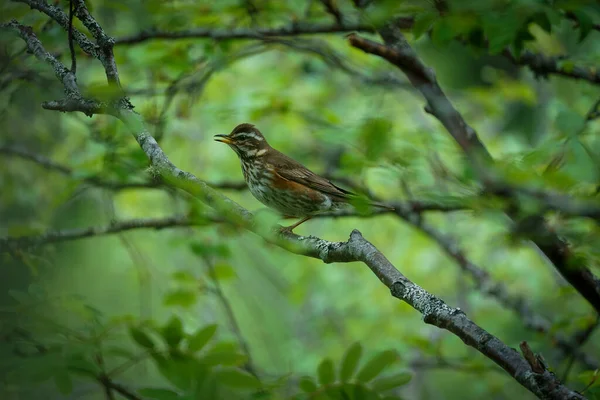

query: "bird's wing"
left=269, top=150, right=354, bottom=201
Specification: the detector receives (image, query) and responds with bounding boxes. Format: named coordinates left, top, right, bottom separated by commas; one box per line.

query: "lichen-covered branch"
left=2, top=13, right=587, bottom=400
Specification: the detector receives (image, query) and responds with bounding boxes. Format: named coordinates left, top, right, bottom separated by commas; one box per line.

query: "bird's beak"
left=214, top=134, right=232, bottom=144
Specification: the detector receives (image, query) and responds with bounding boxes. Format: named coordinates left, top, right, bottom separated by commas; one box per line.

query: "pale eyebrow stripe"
left=234, top=132, right=263, bottom=141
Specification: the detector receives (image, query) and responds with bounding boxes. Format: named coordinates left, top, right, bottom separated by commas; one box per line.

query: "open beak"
left=214, top=134, right=233, bottom=144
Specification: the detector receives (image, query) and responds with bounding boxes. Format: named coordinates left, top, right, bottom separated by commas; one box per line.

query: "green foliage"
left=188, top=324, right=218, bottom=352
left=296, top=344, right=407, bottom=399
left=340, top=342, right=363, bottom=382
left=2, top=0, right=600, bottom=399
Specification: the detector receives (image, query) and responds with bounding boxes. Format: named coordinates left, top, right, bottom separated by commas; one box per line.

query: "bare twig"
left=68, top=0, right=76, bottom=73
left=114, top=22, right=380, bottom=45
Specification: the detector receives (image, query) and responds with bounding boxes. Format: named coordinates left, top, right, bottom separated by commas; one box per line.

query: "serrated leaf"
left=371, top=372, right=412, bottom=392
left=214, top=369, right=261, bottom=389
left=138, top=388, right=181, bottom=400
left=317, top=358, right=335, bottom=385
left=187, top=324, right=217, bottom=352
left=340, top=342, right=363, bottom=382
left=299, top=376, right=317, bottom=393
left=129, top=326, right=156, bottom=349
left=162, top=316, right=184, bottom=348
left=356, top=350, right=398, bottom=383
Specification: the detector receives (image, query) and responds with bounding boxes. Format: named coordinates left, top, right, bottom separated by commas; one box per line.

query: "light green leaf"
left=356, top=350, right=398, bottom=383
left=211, top=263, right=237, bottom=281
left=340, top=342, right=363, bottom=382
left=187, top=324, right=218, bottom=352
left=371, top=372, right=412, bottom=392
left=163, top=289, right=197, bottom=308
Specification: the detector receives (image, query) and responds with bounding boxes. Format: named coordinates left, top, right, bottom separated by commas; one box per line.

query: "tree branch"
left=114, top=22, right=381, bottom=45
left=4, top=12, right=588, bottom=400
left=347, top=26, right=600, bottom=315
left=0, top=216, right=220, bottom=252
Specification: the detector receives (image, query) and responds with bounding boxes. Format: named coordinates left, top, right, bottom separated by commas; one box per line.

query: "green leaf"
left=356, top=350, right=398, bottom=383
left=571, top=10, right=593, bottom=42
left=483, top=13, right=523, bottom=54
left=162, top=316, right=184, bottom=348
left=163, top=289, right=197, bottom=308
left=53, top=370, right=73, bottom=395
left=138, top=388, right=181, bottom=400
left=371, top=372, right=412, bottom=392
left=129, top=326, right=156, bottom=349
left=412, top=11, right=438, bottom=39
left=214, top=369, right=261, bottom=389
left=299, top=376, right=317, bottom=393
left=187, top=324, right=218, bottom=352
left=360, top=118, right=393, bottom=161
left=211, top=263, right=237, bottom=281
left=201, top=351, right=247, bottom=366
left=317, top=358, right=335, bottom=385
left=431, top=18, right=455, bottom=46
left=340, top=342, right=363, bottom=382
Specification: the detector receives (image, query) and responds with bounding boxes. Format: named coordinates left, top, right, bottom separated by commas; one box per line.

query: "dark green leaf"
left=571, top=10, right=593, bottom=42
left=412, top=11, right=438, bottom=39
left=299, top=376, right=317, bottom=393
left=129, top=326, right=156, bottom=349
left=138, top=388, right=181, bottom=400
left=53, top=370, right=72, bottom=395
left=317, top=358, right=335, bottom=385
left=431, top=18, right=455, bottom=46
left=356, top=350, right=398, bottom=383
left=483, top=13, right=523, bottom=54
left=214, top=369, right=261, bottom=389
left=371, top=372, right=412, bottom=392
left=187, top=324, right=218, bottom=352
left=340, top=342, right=363, bottom=382
left=162, top=316, right=184, bottom=348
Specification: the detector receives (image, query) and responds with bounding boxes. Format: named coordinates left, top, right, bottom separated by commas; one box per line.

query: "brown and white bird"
left=215, top=123, right=390, bottom=232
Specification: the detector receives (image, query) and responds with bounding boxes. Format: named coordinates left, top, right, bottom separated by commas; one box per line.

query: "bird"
left=214, top=123, right=392, bottom=232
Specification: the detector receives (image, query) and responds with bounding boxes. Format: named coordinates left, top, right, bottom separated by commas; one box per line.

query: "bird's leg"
left=279, top=216, right=312, bottom=233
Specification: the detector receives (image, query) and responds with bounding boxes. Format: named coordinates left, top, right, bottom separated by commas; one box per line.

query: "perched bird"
left=215, top=123, right=391, bottom=232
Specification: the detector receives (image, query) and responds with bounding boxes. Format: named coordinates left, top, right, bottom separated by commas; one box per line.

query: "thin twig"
left=68, top=0, right=76, bottom=73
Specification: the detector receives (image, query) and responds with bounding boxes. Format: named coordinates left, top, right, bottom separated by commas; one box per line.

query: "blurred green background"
left=1, top=0, right=599, bottom=399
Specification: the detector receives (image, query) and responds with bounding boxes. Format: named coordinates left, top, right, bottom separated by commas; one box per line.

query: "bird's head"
left=214, top=123, right=270, bottom=160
